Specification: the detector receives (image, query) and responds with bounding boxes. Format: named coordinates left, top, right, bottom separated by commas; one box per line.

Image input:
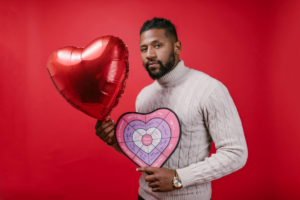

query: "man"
left=95, top=18, right=248, bottom=200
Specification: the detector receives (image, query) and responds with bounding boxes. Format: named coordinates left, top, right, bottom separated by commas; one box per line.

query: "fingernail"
left=112, top=120, right=114, bottom=123
left=136, top=168, right=139, bottom=171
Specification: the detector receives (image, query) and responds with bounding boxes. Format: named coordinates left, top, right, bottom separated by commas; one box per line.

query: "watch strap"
left=173, top=170, right=183, bottom=189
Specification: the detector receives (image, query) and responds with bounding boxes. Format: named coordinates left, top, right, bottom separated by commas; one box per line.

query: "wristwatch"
left=172, top=170, right=183, bottom=189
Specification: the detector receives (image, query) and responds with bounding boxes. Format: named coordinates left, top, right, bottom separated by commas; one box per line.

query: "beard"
left=144, top=53, right=175, bottom=80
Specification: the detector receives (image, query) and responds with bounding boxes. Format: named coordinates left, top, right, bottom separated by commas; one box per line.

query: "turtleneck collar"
left=156, top=60, right=190, bottom=86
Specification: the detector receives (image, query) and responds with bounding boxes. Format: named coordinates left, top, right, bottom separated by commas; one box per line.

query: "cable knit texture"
left=118, top=60, right=247, bottom=200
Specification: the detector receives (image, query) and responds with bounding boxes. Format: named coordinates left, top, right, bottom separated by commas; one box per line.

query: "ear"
left=174, top=41, right=181, bottom=55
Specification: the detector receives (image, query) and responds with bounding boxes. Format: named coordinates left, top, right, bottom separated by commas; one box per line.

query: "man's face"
left=140, top=29, right=176, bottom=79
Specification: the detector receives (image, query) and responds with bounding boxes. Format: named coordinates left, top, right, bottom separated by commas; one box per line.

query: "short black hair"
left=140, top=18, right=178, bottom=42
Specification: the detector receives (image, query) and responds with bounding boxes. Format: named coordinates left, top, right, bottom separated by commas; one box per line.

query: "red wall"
left=0, top=0, right=299, bottom=199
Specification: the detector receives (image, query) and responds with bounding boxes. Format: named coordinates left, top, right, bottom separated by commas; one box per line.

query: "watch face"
left=174, top=178, right=182, bottom=187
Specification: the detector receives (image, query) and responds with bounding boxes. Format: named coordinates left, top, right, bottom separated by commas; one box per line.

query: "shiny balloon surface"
left=47, top=36, right=129, bottom=121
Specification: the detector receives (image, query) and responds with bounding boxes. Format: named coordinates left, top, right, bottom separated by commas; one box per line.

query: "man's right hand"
left=95, top=120, right=116, bottom=145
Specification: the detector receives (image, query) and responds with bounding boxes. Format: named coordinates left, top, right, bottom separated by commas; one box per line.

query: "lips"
left=147, top=61, right=159, bottom=69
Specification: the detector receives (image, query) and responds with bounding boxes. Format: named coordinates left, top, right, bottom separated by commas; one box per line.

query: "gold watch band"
left=173, top=170, right=182, bottom=189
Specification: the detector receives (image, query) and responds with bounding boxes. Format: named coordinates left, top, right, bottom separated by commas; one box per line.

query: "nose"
left=146, top=47, right=156, bottom=60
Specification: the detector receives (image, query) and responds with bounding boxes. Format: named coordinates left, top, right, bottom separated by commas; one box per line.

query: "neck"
left=168, top=57, right=180, bottom=73
left=156, top=60, right=189, bottom=86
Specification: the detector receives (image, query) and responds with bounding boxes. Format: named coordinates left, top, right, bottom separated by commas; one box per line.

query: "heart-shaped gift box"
left=115, top=108, right=181, bottom=167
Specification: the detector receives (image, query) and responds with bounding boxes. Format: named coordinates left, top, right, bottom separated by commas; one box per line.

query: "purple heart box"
left=115, top=108, right=181, bottom=167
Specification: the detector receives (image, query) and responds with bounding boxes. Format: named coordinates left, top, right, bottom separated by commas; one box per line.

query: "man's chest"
left=137, top=84, right=205, bottom=130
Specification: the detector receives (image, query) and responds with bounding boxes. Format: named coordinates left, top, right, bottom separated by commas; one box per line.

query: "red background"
left=0, top=0, right=299, bottom=199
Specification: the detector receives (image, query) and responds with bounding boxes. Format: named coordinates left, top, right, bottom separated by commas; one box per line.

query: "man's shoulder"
left=188, top=68, right=210, bottom=80
left=186, top=68, right=231, bottom=108
left=188, top=68, right=225, bottom=90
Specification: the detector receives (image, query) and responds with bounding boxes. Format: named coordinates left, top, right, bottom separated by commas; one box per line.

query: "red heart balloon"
left=47, top=36, right=129, bottom=121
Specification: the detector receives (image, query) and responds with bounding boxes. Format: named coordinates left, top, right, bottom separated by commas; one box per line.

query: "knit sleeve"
left=176, top=81, right=248, bottom=188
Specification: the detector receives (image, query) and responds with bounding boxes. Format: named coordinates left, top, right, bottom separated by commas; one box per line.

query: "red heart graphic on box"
left=47, top=36, right=129, bottom=121
left=115, top=108, right=181, bottom=167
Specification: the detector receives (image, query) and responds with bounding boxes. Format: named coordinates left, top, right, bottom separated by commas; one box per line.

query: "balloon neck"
left=102, top=115, right=111, bottom=123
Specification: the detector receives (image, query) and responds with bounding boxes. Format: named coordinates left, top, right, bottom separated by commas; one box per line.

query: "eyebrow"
left=140, top=39, right=162, bottom=48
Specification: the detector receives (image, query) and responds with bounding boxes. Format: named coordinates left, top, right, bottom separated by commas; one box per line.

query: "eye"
left=155, top=44, right=162, bottom=48
left=141, top=48, right=147, bottom=52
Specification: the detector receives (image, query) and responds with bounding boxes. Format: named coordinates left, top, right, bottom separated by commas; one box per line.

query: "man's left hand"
left=137, top=167, right=175, bottom=192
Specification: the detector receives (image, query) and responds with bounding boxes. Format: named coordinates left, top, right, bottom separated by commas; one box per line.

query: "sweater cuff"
left=176, top=166, right=196, bottom=188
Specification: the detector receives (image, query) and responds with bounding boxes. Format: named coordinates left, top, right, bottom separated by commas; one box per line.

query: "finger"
left=95, top=120, right=103, bottom=130
left=152, top=187, right=160, bottom=192
left=137, top=167, right=157, bottom=174
left=148, top=181, right=159, bottom=188
left=95, top=121, right=111, bottom=136
left=106, top=130, right=116, bottom=144
left=95, top=120, right=113, bottom=137
left=105, top=129, right=116, bottom=144
left=145, top=174, right=157, bottom=182
left=99, top=124, right=115, bottom=140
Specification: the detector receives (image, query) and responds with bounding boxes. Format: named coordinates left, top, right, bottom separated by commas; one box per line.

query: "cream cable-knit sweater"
left=112, top=60, right=248, bottom=200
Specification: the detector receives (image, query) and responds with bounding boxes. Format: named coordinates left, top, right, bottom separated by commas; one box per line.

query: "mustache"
left=145, top=59, right=163, bottom=68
